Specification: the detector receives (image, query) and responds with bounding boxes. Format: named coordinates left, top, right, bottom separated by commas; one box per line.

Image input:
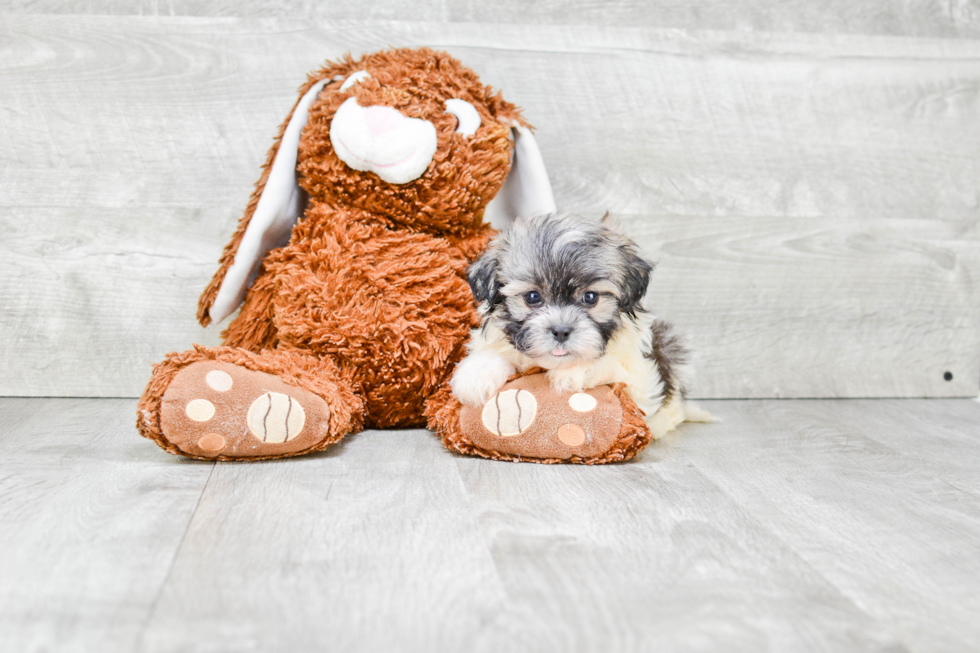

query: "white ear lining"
left=483, top=124, right=556, bottom=231
left=209, top=78, right=329, bottom=324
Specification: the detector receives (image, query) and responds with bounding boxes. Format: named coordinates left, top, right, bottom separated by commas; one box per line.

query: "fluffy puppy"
left=451, top=211, right=708, bottom=438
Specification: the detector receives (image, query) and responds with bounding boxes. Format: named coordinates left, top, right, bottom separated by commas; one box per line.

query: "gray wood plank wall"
left=2, top=8, right=978, bottom=399
left=8, top=1, right=980, bottom=39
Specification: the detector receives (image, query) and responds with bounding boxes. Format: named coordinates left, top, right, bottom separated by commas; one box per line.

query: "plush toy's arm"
left=197, top=62, right=356, bottom=327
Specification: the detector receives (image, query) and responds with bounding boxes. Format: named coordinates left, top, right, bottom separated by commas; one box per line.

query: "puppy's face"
left=469, top=212, right=653, bottom=368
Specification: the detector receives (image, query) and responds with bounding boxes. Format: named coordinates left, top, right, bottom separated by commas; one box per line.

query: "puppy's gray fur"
left=452, top=211, right=708, bottom=438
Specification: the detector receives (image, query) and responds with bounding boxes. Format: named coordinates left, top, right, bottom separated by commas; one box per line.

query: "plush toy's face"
left=298, top=49, right=523, bottom=236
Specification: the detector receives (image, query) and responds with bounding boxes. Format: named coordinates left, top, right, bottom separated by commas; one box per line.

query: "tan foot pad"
left=460, top=375, right=623, bottom=460
left=159, top=361, right=333, bottom=459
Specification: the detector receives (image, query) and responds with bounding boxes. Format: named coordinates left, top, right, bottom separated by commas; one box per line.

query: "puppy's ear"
left=467, top=249, right=501, bottom=310
left=618, top=246, right=653, bottom=315
left=601, top=211, right=629, bottom=235
left=602, top=214, right=654, bottom=314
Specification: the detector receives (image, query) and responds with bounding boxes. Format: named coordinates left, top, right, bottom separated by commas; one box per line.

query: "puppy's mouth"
left=535, top=346, right=588, bottom=370
left=505, top=315, right=607, bottom=367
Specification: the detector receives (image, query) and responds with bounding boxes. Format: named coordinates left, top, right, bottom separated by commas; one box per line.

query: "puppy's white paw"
left=646, top=396, right=686, bottom=440
left=647, top=410, right=674, bottom=440
left=451, top=352, right=515, bottom=407
left=546, top=366, right=586, bottom=394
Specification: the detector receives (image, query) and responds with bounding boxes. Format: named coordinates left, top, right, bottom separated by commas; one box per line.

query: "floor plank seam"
left=132, top=462, right=216, bottom=653
left=684, top=456, right=891, bottom=631
left=450, top=457, right=513, bottom=602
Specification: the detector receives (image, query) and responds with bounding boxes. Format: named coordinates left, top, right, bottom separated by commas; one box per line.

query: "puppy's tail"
left=682, top=401, right=718, bottom=424
left=647, top=396, right=718, bottom=440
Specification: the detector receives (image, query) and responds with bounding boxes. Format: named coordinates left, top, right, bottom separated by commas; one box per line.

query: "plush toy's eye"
left=582, top=291, right=598, bottom=306
left=524, top=290, right=543, bottom=306
left=340, top=70, right=370, bottom=92
left=444, top=99, right=481, bottom=137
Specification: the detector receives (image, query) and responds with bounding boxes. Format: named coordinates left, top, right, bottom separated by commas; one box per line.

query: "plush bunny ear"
left=204, top=77, right=332, bottom=325
left=482, top=123, right=556, bottom=230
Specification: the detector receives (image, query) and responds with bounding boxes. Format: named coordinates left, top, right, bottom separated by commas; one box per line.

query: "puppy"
left=451, top=210, right=709, bottom=438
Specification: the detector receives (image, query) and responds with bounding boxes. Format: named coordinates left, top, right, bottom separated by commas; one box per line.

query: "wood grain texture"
left=3, top=397, right=978, bottom=651
left=137, top=429, right=510, bottom=653
left=450, top=450, right=899, bottom=652
left=664, top=399, right=980, bottom=652
left=0, top=398, right=214, bottom=653
left=6, top=0, right=980, bottom=38
left=0, top=208, right=224, bottom=397
left=630, top=214, right=979, bottom=398
left=451, top=398, right=980, bottom=652
left=1, top=16, right=977, bottom=397
left=835, top=398, right=980, bottom=493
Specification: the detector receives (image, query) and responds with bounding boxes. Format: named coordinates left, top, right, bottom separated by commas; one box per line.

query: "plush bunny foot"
left=426, top=373, right=652, bottom=464
left=138, top=346, right=363, bottom=461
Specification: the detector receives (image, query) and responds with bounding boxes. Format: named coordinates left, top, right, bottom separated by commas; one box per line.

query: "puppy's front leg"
left=546, top=366, right=587, bottom=394
left=451, top=351, right=516, bottom=407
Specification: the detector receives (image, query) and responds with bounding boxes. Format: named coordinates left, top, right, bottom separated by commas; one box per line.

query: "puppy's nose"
left=550, top=325, right=572, bottom=343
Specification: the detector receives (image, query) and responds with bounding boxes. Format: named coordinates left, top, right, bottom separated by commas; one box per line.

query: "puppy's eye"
left=445, top=99, right=481, bottom=137
left=524, top=290, right=543, bottom=306
left=340, top=70, right=370, bottom=92
left=582, top=291, right=598, bottom=306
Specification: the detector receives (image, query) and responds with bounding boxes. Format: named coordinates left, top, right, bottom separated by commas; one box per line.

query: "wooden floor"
left=1, top=397, right=979, bottom=652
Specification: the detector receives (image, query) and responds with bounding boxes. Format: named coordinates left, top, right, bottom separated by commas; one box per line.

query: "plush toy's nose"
left=363, top=105, right=403, bottom=136
left=329, top=97, right=438, bottom=184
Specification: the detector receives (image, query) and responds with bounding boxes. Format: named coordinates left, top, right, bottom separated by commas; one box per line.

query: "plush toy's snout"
left=330, top=97, right=438, bottom=184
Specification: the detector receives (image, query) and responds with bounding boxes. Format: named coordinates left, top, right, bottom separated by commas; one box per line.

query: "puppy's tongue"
left=551, top=348, right=567, bottom=357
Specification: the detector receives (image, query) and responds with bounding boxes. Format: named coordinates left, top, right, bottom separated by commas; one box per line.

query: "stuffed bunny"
left=137, top=47, right=652, bottom=463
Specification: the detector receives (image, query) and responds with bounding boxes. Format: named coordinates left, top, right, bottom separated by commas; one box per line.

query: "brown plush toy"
left=137, top=47, right=653, bottom=463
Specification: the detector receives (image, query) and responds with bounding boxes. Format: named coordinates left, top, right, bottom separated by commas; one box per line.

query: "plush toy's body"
left=138, top=48, right=654, bottom=463
left=221, top=208, right=488, bottom=428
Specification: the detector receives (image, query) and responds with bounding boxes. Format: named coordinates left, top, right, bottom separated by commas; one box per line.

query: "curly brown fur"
left=142, top=47, right=537, bottom=458
left=141, top=49, right=661, bottom=462
left=200, top=49, right=524, bottom=326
